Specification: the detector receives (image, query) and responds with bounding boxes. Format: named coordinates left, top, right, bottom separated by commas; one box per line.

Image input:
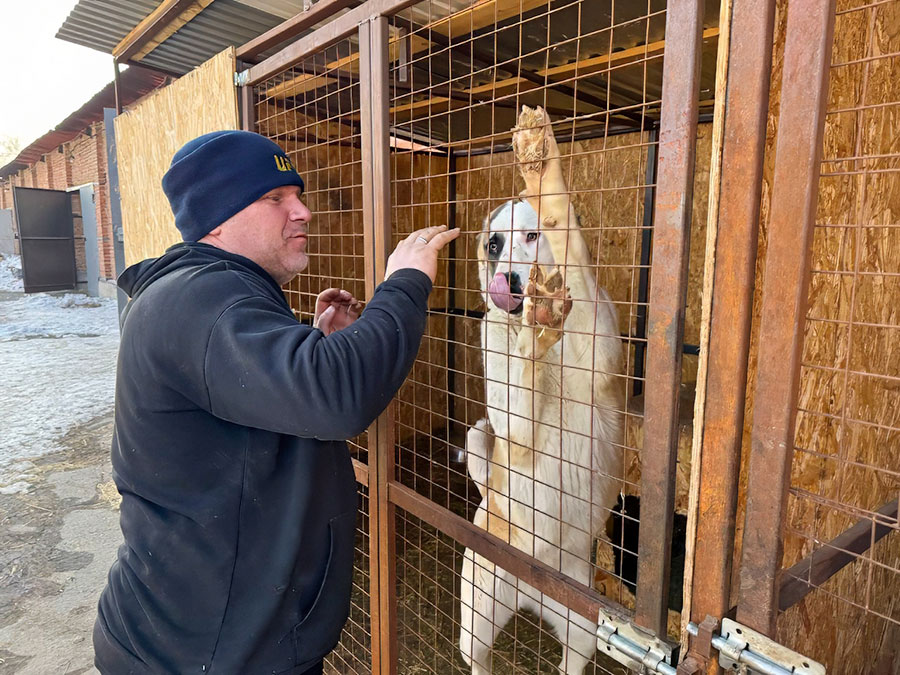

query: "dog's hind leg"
left=527, top=593, right=596, bottom=675
left=464, top=418, right=494, bottom=498
left=460, top=546, right=517, bottom=674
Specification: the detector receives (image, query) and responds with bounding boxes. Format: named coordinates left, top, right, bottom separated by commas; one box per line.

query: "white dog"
left=459, top=107, right=626, bottom=674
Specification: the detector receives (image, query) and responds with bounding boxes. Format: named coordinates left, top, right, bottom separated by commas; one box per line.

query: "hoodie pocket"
left=292, top=510, right=356, bottom=670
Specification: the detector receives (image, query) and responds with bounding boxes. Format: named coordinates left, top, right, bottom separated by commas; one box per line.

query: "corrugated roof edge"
left=0, top=64, right=168, bottom=179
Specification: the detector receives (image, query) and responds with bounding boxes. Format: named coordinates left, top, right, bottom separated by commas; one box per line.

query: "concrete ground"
left=0, top=413, right=120, bottom=675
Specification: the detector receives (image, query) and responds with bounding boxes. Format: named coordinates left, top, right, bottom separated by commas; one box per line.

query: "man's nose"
left=289, top=197, right=311, bottom=222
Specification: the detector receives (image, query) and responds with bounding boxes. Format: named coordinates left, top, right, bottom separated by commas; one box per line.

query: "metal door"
left=12, top=186, right=77, bottom=294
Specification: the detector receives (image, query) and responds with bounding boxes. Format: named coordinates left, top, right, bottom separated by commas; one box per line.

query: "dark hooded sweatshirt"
left=94, top=242, right=431, bottom=674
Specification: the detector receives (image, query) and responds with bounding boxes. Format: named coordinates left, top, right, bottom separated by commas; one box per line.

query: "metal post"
left=689, top=0, right=777, bottom=656
left=737, top=0, right=837, bottom=637
left=634, top=0, right=705, bottom=637
left=113, top=59, right=122, bottom=115
left=103, top=108, right=128, bottom=319
left=359, top=15, right=397, bottom=675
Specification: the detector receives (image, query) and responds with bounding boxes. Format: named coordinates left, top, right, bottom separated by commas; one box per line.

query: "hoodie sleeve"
left=203, top=269, right=431, bottom=440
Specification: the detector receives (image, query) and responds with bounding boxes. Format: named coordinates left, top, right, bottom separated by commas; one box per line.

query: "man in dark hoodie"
left=93, top=130, right=459, bottom=674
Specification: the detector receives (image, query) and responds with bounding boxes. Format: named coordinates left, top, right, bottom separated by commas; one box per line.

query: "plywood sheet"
left=116, top=48, right=238, bottom=265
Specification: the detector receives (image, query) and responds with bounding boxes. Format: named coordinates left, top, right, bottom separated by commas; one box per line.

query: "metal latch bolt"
left=596, top=610, right=676, bottom=675
left=687, top=618, right=825, bottom=675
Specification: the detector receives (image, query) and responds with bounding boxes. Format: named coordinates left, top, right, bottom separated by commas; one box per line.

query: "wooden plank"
left=133, top=0, right=218, bottom=61
left=113, top=0, right=196, bottom=61
left=429, top=0, right=547, bottom=38
left=778, top=499, right=899, bottom=612
left=265, top=73, right=337, bottom=100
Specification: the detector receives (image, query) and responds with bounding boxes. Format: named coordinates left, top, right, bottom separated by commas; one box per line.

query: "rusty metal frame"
left=737, top=0, right=837, bottom=637
left=246, top=0, right=719, bottom=669
left=635, top=0, right=705, bottom=637
left=236, top=0, right=360, bottom=62
left=359, top=15, right=398, bottom=675
left=688, top=0, right=776, bottom=647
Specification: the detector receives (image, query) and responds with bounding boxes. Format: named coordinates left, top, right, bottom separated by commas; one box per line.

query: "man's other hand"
left=384, top=225, right=461, bottom=283
left=314, top=288, right=363, bottom=336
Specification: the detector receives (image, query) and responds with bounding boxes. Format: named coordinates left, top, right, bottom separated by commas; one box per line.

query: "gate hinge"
left=688, top=618, right=825, bottom=675
left=234, top=69, right=250, bottom=87
left=596, top=609, right=676, bottom=675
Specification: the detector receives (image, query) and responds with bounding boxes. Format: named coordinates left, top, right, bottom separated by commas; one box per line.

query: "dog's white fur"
left=459, top=107, right=625, bottom=675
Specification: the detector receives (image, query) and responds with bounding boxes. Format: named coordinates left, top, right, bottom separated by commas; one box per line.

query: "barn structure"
left=57, top=0, right=899, bottom=672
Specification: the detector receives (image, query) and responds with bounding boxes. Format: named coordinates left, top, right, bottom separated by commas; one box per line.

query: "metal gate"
left=235, top=0, right=899, bottom=671
left=12, top=186, right=77, bottom=294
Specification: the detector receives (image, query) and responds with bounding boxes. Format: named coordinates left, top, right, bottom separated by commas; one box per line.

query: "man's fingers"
left=317, top=305, right=335, bottom=335
left=427, top=227, right=461, bottom=250
left=407, top=224, right=448, bottom=244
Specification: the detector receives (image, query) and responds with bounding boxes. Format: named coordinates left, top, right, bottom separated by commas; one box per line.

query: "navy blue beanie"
left=162, top=130, right=305, bottom=242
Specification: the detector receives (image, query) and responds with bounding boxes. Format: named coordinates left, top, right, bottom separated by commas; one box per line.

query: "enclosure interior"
left=250, top=0, right=899, bottom=671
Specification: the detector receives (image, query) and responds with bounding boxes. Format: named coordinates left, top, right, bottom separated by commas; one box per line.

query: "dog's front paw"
left=512, top=105, right=561, bottom=179
left=521, top=264, right=571, bottom=356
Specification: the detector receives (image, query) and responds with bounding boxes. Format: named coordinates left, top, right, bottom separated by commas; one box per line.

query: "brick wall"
left=0, top=121, right=117, bottom=280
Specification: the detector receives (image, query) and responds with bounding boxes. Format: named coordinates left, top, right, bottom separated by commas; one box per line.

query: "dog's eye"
left=526, top=232, right=538, bottom=242
left=489, top=241, right=499, bottom=253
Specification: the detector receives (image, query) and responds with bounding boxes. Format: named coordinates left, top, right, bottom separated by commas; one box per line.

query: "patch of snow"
left=0, top=254, right=23, bottom=292
left=0, top=261, right=120, bottom=489
left=0, top=481, right=32, bottom=495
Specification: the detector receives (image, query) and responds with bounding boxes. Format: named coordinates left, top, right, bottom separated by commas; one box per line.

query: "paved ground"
left=0, top=256, right=121, bottom=674
left=0, top=413, right=119, bottom=675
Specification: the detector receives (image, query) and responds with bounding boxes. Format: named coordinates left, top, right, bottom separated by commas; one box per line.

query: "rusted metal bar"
left=736, top=0, right=837, bottom=637
left=359, top=16, right=397, bottom=675
left=236, top=0, right=360, bottom=61
left=778, top=498, right=898, bottom=612
left=388, top=481, right=632, bottom=625
left=634, top=0, right=705, bottom=637
left=352, top=458, right=370, bottom=486
left=246, top=0, right=422, bottom=86
left=689, top=0, right=777, bottom=649
left=239, top=77, right=256, bottom=133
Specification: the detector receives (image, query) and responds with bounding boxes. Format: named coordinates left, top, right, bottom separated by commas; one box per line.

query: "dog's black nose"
left=503, top=272, right=522, bottom=294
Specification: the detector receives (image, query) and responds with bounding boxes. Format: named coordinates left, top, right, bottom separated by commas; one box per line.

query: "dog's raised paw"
left=522, top=264, right=572, bottom=338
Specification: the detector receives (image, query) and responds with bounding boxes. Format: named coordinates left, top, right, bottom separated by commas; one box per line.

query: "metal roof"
left=56, top=0, right=292, bottom=75
left=0, top=65, right=168, bottom=178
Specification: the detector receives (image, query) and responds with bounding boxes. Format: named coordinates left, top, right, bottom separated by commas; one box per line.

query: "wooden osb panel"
left=733, top=0, right=900, bottom=670
left=116, top=48, right=238, bottom=265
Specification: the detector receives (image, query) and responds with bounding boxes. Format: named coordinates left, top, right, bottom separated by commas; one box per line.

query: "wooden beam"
left=471, top=27, right=720, bottom=97
left=132, top=0, right=218, bottom=61
left=236, top=0, right=360, bottom=61
left=778, top=499, right=898, bottom=612
left=113, top=0, right=196, bottom=61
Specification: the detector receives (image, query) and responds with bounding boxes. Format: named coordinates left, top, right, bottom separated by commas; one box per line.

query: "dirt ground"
left=0, top=412, right=120, bottom=675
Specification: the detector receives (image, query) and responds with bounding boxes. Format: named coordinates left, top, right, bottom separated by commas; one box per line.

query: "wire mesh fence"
left=250, top=0, right=716, bottom=670
left=775, top=0, right=900, bottom=666
left=254, top=38, right=375, bottom=673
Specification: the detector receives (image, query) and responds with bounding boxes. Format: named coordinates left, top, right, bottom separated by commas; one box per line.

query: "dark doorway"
left=13, top=186, right=77, bottom=294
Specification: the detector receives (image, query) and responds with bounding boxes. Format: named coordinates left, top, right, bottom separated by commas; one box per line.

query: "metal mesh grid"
left=326, top=486, right=373, bottom=675
left=254, top=39, right=373, bottom=673
left=395, top=506, right=629, bottom=674
left=779, top=0, right=900, bottom=653
left=383, top=0, right=714, bottom=664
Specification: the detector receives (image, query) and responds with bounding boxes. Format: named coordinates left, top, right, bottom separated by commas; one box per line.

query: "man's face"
left=207, top=185, right=312, bottom=284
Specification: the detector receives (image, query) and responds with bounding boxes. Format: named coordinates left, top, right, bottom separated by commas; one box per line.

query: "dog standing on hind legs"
left=458, top=106, right=626, bottom=674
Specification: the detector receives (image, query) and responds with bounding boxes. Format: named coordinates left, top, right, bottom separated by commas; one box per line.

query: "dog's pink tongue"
left=488, top=272, right=523, bottom=312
